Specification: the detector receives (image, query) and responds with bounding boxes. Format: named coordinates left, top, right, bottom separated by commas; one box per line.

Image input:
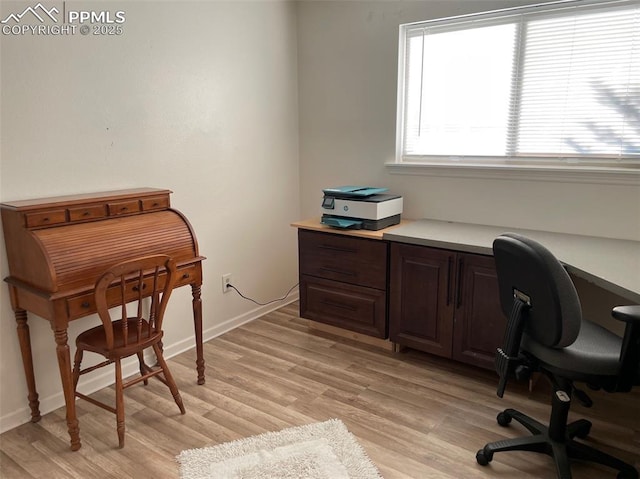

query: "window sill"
left=385, top=161, right=640, bottom=186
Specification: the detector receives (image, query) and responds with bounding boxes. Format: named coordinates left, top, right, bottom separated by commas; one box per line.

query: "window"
left=396, top=0, right=640, bottom=173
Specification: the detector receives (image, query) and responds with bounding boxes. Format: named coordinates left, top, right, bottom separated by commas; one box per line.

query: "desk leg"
left=53, top=327, right=81, bottom=451
left=191, top=284, right=205, bottom=385
left=15, top=309, right=41, bottom=423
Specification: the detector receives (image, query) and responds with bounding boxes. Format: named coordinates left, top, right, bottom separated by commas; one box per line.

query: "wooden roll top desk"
left=1, top=188, right=206, bottom=451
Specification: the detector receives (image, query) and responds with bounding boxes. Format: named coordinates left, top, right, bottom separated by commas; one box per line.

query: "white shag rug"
left=176, top=419, right=383, bottom=479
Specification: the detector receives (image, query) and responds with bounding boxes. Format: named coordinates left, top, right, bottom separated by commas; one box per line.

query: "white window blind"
left=397, top=0, right=640, bottom=166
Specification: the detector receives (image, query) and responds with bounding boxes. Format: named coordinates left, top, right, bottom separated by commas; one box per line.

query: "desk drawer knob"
left=182, top=273, right=190, bottom=279
left=81, top=301, right=90, bottom=308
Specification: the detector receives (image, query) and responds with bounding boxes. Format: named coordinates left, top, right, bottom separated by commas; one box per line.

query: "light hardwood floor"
left=1, top=302, right=639, bottom=478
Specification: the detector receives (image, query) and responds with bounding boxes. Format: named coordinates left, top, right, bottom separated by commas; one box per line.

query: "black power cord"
left=226, top=282, right=298, bottom=306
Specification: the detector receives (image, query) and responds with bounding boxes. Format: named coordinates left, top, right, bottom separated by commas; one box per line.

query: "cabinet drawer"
left=68, top=204, right=107, bottom=222
left=108, top=200, right=141, bottom=216
left=25, top=209, right=67, bottom=228
left=141, top=195, right=169, bottom=211
left=300, top=275, right=387, bottom=338
left=298, top=230, right=387, bottom=290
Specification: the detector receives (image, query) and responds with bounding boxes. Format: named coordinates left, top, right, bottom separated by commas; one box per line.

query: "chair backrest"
left=493, top=233, right=581, bottom=348
left=94, top=255, right=177, bottom=351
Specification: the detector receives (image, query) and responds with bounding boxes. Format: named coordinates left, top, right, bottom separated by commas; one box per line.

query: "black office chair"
left=476, top=233, right=640, bottom=479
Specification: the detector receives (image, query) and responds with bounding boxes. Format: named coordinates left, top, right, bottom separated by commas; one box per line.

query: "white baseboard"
left=0, top=293, right=299, bottom=435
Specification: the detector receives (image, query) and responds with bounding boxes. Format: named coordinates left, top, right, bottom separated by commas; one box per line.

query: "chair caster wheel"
left=573, top=422, right=591, bottom=439
left=476, top=449, right=493, bottom=466
left=497, top=411, right=512, bottom=427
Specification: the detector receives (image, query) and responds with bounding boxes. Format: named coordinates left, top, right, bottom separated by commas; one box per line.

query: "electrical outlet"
left=222, top=273, right=232, bottom=293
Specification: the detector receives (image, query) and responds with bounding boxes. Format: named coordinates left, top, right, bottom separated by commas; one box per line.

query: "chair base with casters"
left=477, top=389, right=639, bottom=479
left=476, top=234, right=640, bottom=479
left=72, top=255, right=186, bottom=448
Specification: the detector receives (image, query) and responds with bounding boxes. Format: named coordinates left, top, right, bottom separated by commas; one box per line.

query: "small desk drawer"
left=25, top=210, right=67, bottom=228
left=66, top=265, right=200, bottom=320
left=67, top=276, right=166, bottom=320
left=68, top=204, right=107, bottom=222
left=66, top=293, right=95, bottom=319
left=175, top=263, right=201, bottom=287
left=108, top=200, right=141, bottom=216
left=141, top=196, right=170, bottom=211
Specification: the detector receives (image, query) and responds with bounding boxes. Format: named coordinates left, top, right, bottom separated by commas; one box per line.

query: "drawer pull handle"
left=318, top=244, right=357, bottom=254
left=182, top=273, right=190, bottom=279
left=120, top=207, right=128, bottom=212
left=320, top=300, right=357, bottom=311
left=456, top=258, right=464, bottom=308
left=132, top=284, right=147, bottom=292
left=83, top=211, right=90, bottom=217
left=319, top=267, right=355, bottom=277
left=42, top=217, right=50, bottom=222
left=447, top=257, right=453, bottom=306
left=81, top=301, right=90, bottom=308
left=152, top=202, right=159, bottom=207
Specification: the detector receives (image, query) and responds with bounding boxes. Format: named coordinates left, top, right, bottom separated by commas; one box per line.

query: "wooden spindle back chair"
left=72, top=254, right=185, bottom=448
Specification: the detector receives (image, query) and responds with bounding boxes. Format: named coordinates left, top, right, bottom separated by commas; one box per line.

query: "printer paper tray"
left=321, top=214, right=401, bottom=231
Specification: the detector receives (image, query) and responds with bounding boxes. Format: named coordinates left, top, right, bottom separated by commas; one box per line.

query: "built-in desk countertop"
left=291, top=217, right=409, bottom=240
left=383, top=219, right=640, bottom=304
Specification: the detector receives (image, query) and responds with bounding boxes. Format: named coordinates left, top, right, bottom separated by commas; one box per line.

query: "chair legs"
left=114, top=358, right=125, bottom=448
left=113, top=348, right=184, bottom=448
left=73, top=345, right=185, bottom=448
left=477, top=406, right=639, bottom=479
left=72, top=349, right=83, bottom=391
left=153, top=344, right=186, bottom=415
left=136, top=352, right=149, bottom=386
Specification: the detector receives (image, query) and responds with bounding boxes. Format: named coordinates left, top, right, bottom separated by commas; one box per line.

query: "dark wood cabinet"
left=451, top=253, right=506, bottom=368
left=298, top=229, right=388, bottom=338
left=389, top=245, right=454, bottom=356
left=389, top=243, right=505, bottom=370
left=295, top=221, right=506, bottom=368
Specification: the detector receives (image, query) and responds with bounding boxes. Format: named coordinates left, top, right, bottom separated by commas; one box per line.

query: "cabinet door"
left=452, top=253, right=506, bottom=370
left=389, top=243, right=455, bottom=357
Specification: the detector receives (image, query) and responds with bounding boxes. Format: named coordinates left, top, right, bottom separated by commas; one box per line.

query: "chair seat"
left=76, top=319, right=161, bottom=358
left=522, top=319, right=622, bottom=377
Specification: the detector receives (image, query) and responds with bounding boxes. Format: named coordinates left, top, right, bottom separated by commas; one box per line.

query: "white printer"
left=320, top=186, right=403, bottom=230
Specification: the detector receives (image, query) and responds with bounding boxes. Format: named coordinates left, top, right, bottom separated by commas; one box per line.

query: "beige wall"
left=297, top=0, right=640, bottom=240
left=1, top=0, right=638, bottom=435
left=0, top=1, right=300, bottom=431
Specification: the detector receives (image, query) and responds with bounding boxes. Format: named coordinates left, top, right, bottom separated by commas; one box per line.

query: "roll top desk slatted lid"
left=2, top=188, right=202, bottom=294
left=1, top=188, right=206, bottom=451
